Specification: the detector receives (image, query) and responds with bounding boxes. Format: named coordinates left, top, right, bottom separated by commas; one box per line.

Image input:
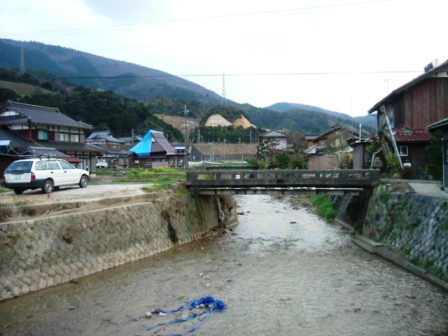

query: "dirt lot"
left=0, top=182, right=151, bottom=206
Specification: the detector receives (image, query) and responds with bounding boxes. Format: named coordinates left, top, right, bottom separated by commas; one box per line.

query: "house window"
left=398, top=146, right=408, bottom=156
left=70, top=134, right=80, bottom=142
left=37, top=130, right=49, bottom=140
left=57, top=133, right=70, bottom=142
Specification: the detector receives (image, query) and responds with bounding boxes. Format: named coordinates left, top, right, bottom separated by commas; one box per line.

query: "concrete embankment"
left=333, top=180, right=448, bottom=291
left=0, top=185, right=235, bottom=301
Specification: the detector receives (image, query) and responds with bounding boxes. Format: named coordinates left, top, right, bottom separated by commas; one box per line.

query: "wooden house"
left=0, top=100, right=99, bottom=171
left=368, top=59, right=448, bottom=178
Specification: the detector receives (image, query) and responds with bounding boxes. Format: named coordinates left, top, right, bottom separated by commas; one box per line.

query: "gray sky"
left=2, top=0, right=448, bottom=116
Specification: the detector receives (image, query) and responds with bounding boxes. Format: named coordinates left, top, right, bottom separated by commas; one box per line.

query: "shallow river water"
left=1, top=195, right=447, bottom=336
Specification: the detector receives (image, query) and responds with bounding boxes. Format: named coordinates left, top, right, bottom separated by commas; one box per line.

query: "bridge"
left=186, top=169, right=381, bottom=195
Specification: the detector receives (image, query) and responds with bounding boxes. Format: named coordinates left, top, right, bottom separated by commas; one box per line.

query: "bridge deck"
left=186, top=169, right=380, bottom=195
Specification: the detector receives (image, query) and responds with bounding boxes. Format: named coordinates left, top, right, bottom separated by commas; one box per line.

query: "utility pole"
left=19, top=46, right=25, bottom=75
left=182, top=105, right=189, bottom=169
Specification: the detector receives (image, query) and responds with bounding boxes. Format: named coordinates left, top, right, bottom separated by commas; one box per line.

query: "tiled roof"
left=34, top=141, right=102, bottom=153
left=0, top=125, right=41, bottom=149
left=0, top=126, right=68, bottom=157
left=392, top=129, right=431, bottom=143
left=0, top=100, right=91, bottom=129
left=92, top=144, right=128, bottom=155
left=86, top=132, right=122, bottom=143
left=21, top=146, right=68, bottom=158
left=260, top=130, right=286, bottom=138
left=152, top=131, right=175, bottom=154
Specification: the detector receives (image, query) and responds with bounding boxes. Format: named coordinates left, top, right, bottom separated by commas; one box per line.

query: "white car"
left=2, top=158, right=90, bottom=194
left=96, top=160, right=108, bottom=168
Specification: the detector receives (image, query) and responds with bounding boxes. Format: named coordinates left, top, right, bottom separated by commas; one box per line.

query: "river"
left=0, top=195, right=447, bottom=335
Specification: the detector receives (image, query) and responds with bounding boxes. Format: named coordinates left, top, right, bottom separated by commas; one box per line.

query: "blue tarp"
left=129, top=130, right=160, bottom=157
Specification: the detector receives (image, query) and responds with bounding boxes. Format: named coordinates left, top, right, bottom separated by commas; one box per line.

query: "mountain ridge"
left=0, top=38, right=376, bottom=132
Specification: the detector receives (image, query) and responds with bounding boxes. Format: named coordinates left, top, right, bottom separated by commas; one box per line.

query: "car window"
left=6, top=161, right=33, bottom=173
left=59, top=161, right=75, bottom=169
left=48, top=161, right=61, bottom=170
left=35, top=161, right=48, bottom=170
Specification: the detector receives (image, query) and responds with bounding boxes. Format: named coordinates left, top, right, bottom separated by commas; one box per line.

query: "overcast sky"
left=1, top=0, right=448, bottom=117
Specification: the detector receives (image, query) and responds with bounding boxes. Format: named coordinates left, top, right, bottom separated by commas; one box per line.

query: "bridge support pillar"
left=333, top=189, right=373, bottom=230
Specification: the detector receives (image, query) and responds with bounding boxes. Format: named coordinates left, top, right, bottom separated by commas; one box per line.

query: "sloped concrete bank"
left=0, top=187, right=236, bottom=301
left=332, top=181, right=448, bottom=291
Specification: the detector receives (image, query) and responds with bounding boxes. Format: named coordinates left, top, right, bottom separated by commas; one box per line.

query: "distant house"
left=305, top=124, right=371, bottom=170
left=117, top=135, right=141, bottom=146
left=368, top=59, right=448, bottom=179
left=258, top=130, right=287, bottom=150
left=86, top=130, right=129, bottom=168
left=128, top=130, right=184, bottom=169
left=0, top=100, right=99, bottom=171
left=427, top=118, right=448, bottom=190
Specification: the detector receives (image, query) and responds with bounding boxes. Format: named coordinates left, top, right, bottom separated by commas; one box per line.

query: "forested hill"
left=266, top=102, right=376, bottom=130
left=0, top=38, right=223, bottom=107
left=0, top=38, right=376, bottom=134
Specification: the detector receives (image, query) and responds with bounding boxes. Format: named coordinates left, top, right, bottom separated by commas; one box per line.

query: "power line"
left=60, top=70, right=422, bottom=80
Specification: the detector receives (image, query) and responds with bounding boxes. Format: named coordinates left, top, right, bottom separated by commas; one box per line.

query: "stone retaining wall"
left=0, top=190, right=230, bottom=301
left=334, top=184, right=448, bottom=283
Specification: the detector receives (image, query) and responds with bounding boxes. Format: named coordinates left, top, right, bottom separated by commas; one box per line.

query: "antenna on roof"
left=424, top=59, right=439, bottom=72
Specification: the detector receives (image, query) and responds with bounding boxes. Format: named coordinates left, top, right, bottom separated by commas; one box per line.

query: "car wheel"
left=14, top=189, right=24, bottom=195
left=42, top=179, right=54, bottom=194
left=79, top=175, right=88, bottom=188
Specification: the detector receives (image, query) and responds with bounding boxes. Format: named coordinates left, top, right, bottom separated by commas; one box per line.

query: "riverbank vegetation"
left=93, top=168, right=185, bottom=185
left=312, top=195, right=338, bottom=220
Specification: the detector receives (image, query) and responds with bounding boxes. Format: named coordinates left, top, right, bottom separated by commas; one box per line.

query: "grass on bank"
left=312, top=195, right=338, bottom=220
left=94, top=168, right=186, bottom=191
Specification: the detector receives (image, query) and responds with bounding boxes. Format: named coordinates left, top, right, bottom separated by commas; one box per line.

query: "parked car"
left=1, top=158, right=90, bottom=194
left=96, top=159, right=108, bottom=168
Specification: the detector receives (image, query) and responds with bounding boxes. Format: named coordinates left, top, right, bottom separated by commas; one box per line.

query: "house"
left=305, top=124, right=371, bottom=170
left=86, top=130, right=130, bottom=168
left=258, top=130, right=287, bottom=150
left=0, top=100, right=99, bottom=172
left=368, top=59, right=448, bottom=179
left=0, top=126, right=70, bottom=174
left=128, top=130, right=184, bottom=169
left=117, top=135, right=141, bottom=146
left=427, top=117, right=448, bottom=190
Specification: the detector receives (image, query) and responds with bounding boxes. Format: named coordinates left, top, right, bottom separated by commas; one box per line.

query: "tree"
left=425, top=130, right=443, bottom=180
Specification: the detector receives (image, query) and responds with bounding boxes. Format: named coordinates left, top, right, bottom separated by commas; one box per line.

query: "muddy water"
left=1, top=195, right=447, bottom=336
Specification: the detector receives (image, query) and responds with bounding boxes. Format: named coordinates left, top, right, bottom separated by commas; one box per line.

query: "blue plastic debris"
left=131, top=296, right=226, bottom=336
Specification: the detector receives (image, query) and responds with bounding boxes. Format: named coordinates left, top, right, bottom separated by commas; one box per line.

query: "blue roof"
left=129, top=130, right=175, bottom=157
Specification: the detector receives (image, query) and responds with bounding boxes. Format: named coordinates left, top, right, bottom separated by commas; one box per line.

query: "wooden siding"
left=396, top=78, right=448, bottom=129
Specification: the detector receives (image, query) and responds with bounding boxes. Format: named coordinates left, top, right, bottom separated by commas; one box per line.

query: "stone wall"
left=0, top=190, right=232, bottom=301
left=333, top=184, right=448, bottom=283
left=363, top=185, right=448, bottom=282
